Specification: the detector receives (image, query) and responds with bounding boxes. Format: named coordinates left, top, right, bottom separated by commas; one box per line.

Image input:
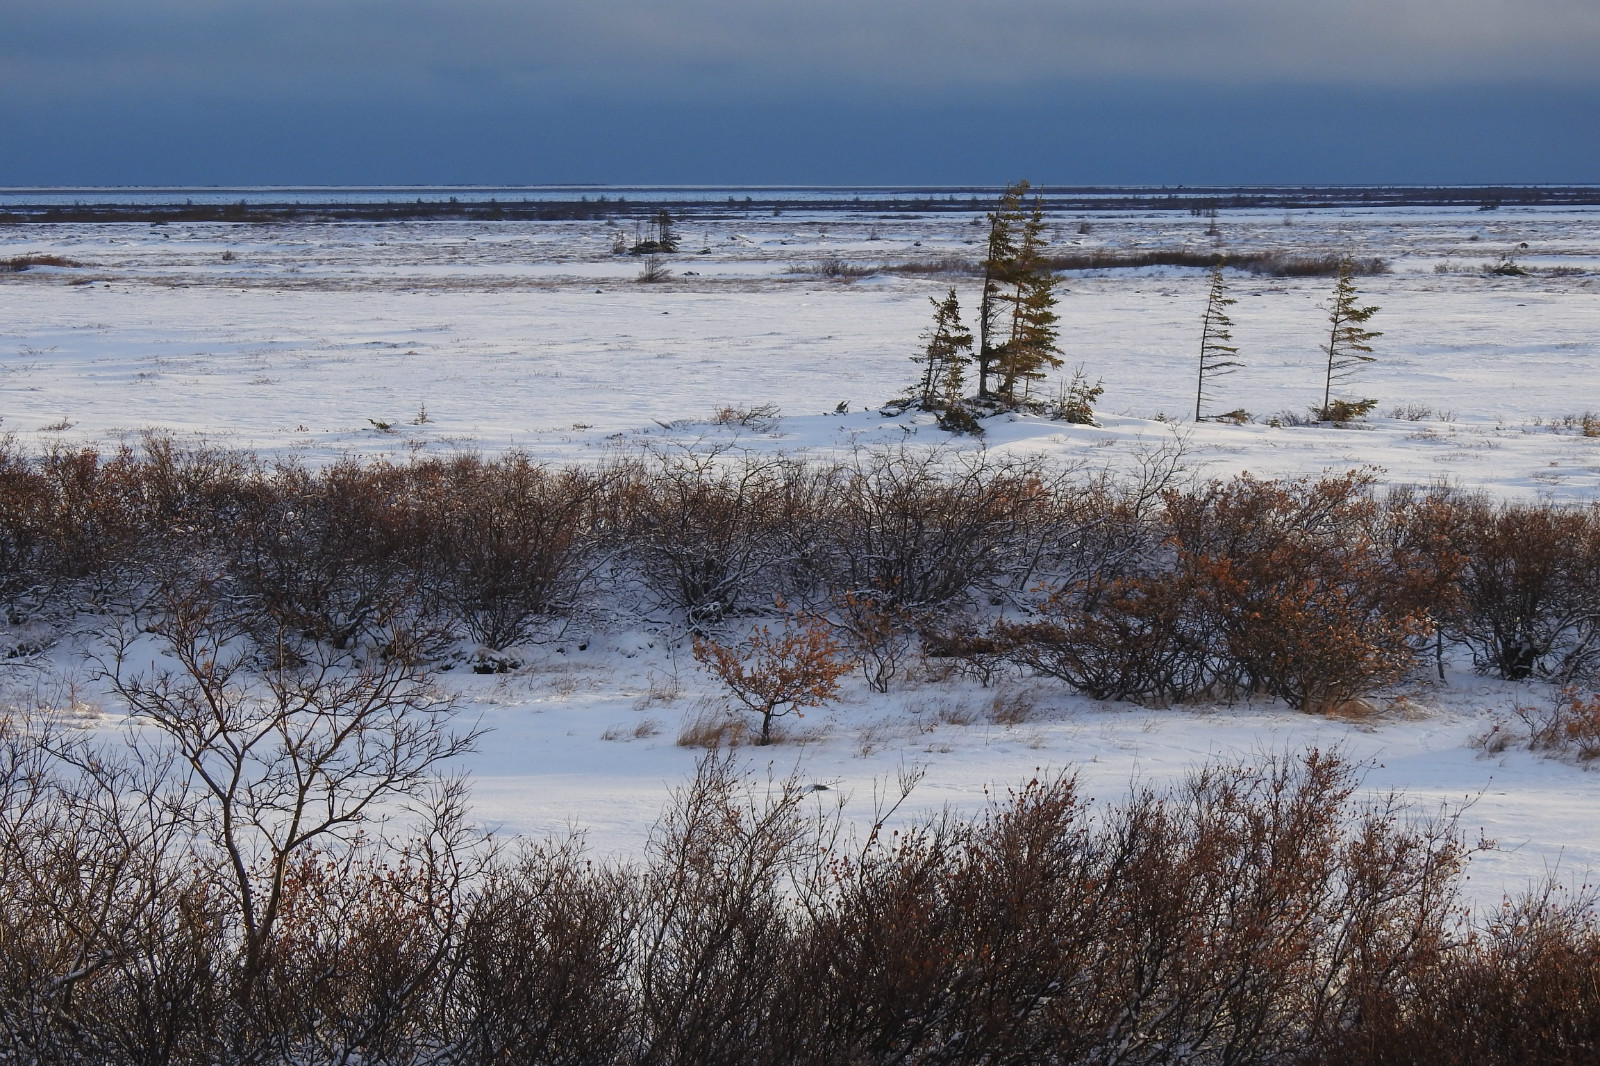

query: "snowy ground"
left=4, top=200, right=1599, bottom=907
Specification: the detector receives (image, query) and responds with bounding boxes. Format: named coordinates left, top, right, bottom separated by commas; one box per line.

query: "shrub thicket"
left=1, top=438, right=1596, bottom=705
left=2, top=729, right=1596, bottom=1066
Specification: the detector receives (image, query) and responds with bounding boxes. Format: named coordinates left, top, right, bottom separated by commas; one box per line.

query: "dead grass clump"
left=986, top=686, right=1039, bottom=726
left=934, top=702, right=979, bottom=727
left=2, top=254, right=83, bottom=272
left=675, top=707, right=752, bottom=748
left=631, top=672, right=684, bottom=711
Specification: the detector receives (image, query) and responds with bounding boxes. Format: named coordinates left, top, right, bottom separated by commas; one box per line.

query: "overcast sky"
left=3, top=0, right=1598, bottom=185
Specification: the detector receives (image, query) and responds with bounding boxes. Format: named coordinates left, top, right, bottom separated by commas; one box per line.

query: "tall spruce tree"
left=912, top=288, right=974, bottom=409
left=1320, top=257, right=1382, bottom=419
left=1195, top=261, right=1243, bottom=421
left=977, top=181, right=1027, bottom=399
left=997, top=196, right=1061, bottom=402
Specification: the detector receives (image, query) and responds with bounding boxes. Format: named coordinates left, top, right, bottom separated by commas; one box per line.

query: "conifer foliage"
left=969, top=180, right=1064, bottom=407
left=997, top=197, right=1063, bottom=402
left=1320, top=256, right=1382, bottom=420
left=976, top=182, right=1026, bottom=399
left=1195, top=261, right=1243, bottom=421
left=911, top=287, right=974, bottom=410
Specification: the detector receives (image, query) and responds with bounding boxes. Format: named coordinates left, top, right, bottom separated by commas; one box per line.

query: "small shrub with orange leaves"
left=833, top=589, right=916, bottom=693
left=692, top=608, right=849, bottom=744
left=1489, top=685, right=1600, bottom=762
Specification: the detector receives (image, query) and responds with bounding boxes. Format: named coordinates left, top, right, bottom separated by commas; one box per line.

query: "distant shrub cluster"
left=4, top=438, right=1599, bottom=700
left=1042, top=248, right=1389, bottom=277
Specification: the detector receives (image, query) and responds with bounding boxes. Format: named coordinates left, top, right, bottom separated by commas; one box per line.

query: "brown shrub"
left=610, top=452, right=795, bottom=629
left=693, top=609, right=848, bottom=745
left=1448, top=498, right=1600, bottom=681
left=419, top=453, right=599, bottom=650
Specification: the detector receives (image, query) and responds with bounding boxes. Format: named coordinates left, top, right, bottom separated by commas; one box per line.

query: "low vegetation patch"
left=1, top=254, right=83, bottom=272
left=2, top=439, right=1598, bottom=704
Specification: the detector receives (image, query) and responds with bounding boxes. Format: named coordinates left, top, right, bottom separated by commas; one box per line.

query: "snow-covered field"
left=4, top=200, right=1599, bottom=907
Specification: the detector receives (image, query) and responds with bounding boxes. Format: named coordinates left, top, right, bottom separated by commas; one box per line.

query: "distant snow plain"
left=3, top=202, right=1598, bottom=907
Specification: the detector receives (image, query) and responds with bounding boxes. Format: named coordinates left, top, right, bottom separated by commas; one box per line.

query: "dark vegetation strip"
left=817, top=251, right=1388, bottom=278
left=3, top=184, right=1598, bottom=224
left=3, top=438, right=1597, bottom=700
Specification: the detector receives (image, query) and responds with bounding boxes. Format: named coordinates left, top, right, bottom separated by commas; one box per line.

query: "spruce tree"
left=997, top=196, right=1061, bottom=402
left=1195, top=260, right=1243, bottom=421
left=911, top=288, right=974, bottom=409
left=977, top=181, right=1027, bottom=399
left=1320, top=257, right=1382, bottom=420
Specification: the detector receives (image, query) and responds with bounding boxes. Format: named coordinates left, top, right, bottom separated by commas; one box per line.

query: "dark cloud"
left=2, top=1, right=1597, bottom=182
left=5, top=0, right=1599, bottom=102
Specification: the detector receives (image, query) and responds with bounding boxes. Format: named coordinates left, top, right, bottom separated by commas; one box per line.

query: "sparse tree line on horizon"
left=901, top=181, right=1386, bottom=432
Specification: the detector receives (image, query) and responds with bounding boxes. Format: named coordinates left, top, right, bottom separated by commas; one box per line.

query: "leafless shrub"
left=1481, top=685, right=1600, bottom=762
left=708, top=403, right=782, bottom=432
left=6, top=717, right=1600, bottom=1066
left=832, top=590, right=917, bottom=693
left=814, top=257, right=877, bottom=278
left=1447, top=497, right=1600, bottom=680
left=610, top=451, right=794, bottom=629
left=815, top=447, right=1055, bottom=612
left=229, top=456, right=423, bottom=650
left=635, top=255, right=672, bottom=283
left=919, top=620, right=1013, bottom=687
left=1007, top=473, right=1439, bottom=711
left=880, top=257, right=978, bottom=276
left=419, top=453, right=600, bottom=650
left=446, top=839, right=636, bottom=1065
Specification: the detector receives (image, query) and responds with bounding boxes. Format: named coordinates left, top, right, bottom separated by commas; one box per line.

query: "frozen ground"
left=4, top=201, right=1599, bottom=907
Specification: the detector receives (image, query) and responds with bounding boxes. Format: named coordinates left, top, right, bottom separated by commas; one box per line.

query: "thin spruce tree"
left=911, top=287, right=974, bottom=409
left=997, top=195, right=1062, bottom=402
left=977, top=180, right=1027, bottom=399
left=1195, top=260, right=1243, bottom=421
left=1320, top=256, right=1382, bottom=420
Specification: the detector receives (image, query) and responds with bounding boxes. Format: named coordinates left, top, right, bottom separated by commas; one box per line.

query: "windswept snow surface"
left=4, top=199, right=1600, bottom=907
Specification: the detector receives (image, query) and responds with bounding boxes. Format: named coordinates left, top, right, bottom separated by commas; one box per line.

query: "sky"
left=2, top=0, right=1599, bottom=186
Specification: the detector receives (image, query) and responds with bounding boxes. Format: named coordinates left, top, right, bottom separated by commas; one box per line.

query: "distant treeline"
left=3, top=184, right=1598, bottom=224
